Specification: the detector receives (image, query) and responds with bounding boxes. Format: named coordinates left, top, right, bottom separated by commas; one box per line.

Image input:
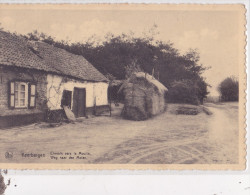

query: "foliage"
left=22, top=28, right=210, bottom=104
left=196, top=77, right=210, bottom=104
left=167, top=77, right=209, bottom=105
left=105, top=73, right=116, bottom=83
left=166, top=80, right=200, bottom=105
left=125, top=59, right=142, bottom=79
left=218, top=76, right=239, bottom=101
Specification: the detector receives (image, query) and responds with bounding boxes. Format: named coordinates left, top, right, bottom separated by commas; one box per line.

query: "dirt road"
left=205, top=102, right=239, bottom=164
left=93, top=103, right=239, bottom=164
left=0, top=103, right=239, bottom=164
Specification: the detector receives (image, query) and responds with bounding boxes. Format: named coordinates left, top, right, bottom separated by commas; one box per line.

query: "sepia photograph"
left=0, top=4, right=246, bottom=169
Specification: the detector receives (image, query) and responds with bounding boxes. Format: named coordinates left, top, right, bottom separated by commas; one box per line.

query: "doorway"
left=61, top=90, right=72, bottom=108
left=72, top=88, right=86, bottom=117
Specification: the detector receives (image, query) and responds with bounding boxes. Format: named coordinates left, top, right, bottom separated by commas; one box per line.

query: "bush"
left=166, top=80, right=200, bottom=105
left=218, top=76, right=238, bottom=101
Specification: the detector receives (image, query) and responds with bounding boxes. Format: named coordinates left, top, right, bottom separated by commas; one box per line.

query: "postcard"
left=0, top=4, right=246, bottom=169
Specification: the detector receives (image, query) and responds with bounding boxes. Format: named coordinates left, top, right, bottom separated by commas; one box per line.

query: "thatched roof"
left=119, top=72, right=168, bottom=94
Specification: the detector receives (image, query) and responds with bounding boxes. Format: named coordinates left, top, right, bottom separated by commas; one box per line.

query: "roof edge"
left=0, top=64, right=109, bottom=83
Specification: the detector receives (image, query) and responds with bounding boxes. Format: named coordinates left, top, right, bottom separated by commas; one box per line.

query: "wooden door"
left=72, top=88, right=86, bottom=117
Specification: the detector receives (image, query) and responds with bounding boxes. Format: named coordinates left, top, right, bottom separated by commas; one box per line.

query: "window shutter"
left=9, top=81, right=15, bottom=108
left=29, top=84, right=36, bottom=108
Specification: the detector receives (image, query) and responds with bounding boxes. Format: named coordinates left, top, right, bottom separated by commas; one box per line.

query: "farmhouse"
left=0, top=30, right=109, bottom=128
left=119, top=72, right=168, bottom=121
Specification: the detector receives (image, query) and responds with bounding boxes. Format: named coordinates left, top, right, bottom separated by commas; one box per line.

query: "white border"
left=0, top=0, right=249, bottom=194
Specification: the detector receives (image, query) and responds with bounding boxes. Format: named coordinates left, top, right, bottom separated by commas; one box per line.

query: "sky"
left=0, top=5, right=243, bottom=96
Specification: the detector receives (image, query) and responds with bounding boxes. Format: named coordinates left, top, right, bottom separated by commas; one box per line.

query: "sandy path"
left=205, top=103, right=239, bottom=163
left=0, top=103, right=239, bottom=164
left=94, top=103, right=239, bottom=164
left=208, top=106, right=237, bottom=143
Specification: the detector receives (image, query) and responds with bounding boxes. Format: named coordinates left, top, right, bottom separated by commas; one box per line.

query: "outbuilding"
left=0, top=30, right=109, bottom=128
left=119, top=72, right=168, bottom=121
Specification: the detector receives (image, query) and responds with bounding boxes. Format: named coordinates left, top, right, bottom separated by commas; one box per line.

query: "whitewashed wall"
left=46, top=74, right=108, bottom=110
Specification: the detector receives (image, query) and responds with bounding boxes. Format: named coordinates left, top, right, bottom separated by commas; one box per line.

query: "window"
left=9, top=81, right=36, bottom=109
left=14, top=82, right=28, bottom=108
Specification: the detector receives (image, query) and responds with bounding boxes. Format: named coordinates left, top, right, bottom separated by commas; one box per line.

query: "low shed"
left=119, top=72, right=168, bottom=121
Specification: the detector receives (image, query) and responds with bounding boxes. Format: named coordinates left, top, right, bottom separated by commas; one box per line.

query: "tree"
left=218, top=76, right=239, bottom=101
left=125, top=59, right=142, bottom=79
left=22, top=27, right=210, bottom=104
left=196, top=77, right=210, bottom=104
left=166, top=79, right=200, bottom=105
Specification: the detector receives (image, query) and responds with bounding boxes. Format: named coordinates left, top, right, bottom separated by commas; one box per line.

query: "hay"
left=120, top=72, right=168, bottom=121
left=176, top=106, right=200, bottom=115
left=135, top=72, right=168, bottom=94
left=175, top=105, right=213, bottom=115
left=122, top=106, right=148, bottom=121
left=119, top=72, right=168, bottom=94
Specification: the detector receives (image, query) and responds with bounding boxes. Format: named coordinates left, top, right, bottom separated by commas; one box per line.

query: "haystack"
left=119, top=72, right=168, bottom=120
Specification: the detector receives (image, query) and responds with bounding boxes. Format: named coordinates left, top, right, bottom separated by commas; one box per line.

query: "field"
left=0, top=102, right=238, bottom=164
